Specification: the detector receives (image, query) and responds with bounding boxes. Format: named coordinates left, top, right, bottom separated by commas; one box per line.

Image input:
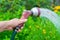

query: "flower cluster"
left=54, top=6, right=60, bottom=12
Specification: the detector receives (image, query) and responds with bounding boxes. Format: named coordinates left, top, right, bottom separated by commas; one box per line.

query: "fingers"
left=5, top=26, right=24, bottom=32
left=9, top=18, right=27, bottom=28
left=19, top=19, right=27, bottom=24
left=0, top=28, right=4, bottom=32
left=17, top=27, right=24, bottom=32
left=7, top=27, right=13, bottom=30
left=4, top=27, right=13, bottom=30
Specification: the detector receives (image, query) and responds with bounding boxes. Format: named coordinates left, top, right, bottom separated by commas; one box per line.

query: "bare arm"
left=0, top=18, right=27, bottom=32
left=0, top=10, right=31, bottom=32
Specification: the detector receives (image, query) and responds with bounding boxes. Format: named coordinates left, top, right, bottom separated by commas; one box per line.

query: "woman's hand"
left=0, top=18, right=27, bottom=32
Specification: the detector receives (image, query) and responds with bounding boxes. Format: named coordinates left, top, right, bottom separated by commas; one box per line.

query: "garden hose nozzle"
left=31, top=7, right=40, bottom=17
left=10, top=10, right=32, bottom=40
left=10, top=7, right=40, bottom=40
left=22, top=7, right=41, bottom=18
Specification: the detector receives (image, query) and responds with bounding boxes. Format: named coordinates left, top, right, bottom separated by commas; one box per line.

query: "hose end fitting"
left=31, top=7, right=40, bottom=17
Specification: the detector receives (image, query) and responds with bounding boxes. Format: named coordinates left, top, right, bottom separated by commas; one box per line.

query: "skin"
left=0, top=10, right=31, bottom=32
left=0, top=18, right=27, bottom=32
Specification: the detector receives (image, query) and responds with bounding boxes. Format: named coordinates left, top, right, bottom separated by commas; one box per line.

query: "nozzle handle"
left=10, top=10, right=32, bottom=40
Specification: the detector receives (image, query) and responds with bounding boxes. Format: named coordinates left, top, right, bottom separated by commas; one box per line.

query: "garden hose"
left=10, top=7, right=40, bottom=40
left=10, top=10, right=32, bottom=40
left=10, top=29, right=17, bottom=40
left=10, top=24, right=23, bottom=40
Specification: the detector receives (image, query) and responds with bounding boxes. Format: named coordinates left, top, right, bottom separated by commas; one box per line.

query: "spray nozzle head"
left=31, top=7, right=40, bottom=17
left=21, top=7, right=40, bottom=19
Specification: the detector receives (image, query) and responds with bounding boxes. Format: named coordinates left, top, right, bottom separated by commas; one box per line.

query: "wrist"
left=8, top=18, right=19, bottom=27
left=0, top=21, right=9, bottom=32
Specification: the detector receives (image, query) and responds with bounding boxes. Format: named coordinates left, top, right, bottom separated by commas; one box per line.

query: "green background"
left=0, top=0, right=60, bottom=40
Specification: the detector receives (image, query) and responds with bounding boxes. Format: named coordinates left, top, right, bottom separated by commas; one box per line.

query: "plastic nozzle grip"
left=10, top=10, right=32, bottom=40
left=31, top=7, right=40, bottom=17
left=21, top=10, right=32, bottom=19
left=14, top=10, right=32, bottom=31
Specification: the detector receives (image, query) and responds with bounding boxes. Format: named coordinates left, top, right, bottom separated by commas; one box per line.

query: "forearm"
left=0, top=18, right=19, bottom=32
left=0, top=21, right=9, bottom=32
left=0, top=11, right=31, bottom=32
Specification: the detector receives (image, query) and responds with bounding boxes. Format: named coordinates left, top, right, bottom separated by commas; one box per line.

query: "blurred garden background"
left=0, top=0, right=60, bottom=40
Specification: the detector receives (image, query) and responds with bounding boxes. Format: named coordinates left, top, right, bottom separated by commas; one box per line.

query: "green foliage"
left=0, top=0, right=52, bottom=12
left=56, top=11, right=60, bottom=16
left=0, top=0, right=60, bottom=40
left=0, top=16, right=60, bottom=40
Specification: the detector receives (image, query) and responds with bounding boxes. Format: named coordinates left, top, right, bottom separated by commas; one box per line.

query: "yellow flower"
left=42, top=29, right=46, bottom=34
left=54, top=6, right=60, bottom=12
left=54, top=6, right=60, bottom=9
left=54, top=10, right=58, bottom=12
